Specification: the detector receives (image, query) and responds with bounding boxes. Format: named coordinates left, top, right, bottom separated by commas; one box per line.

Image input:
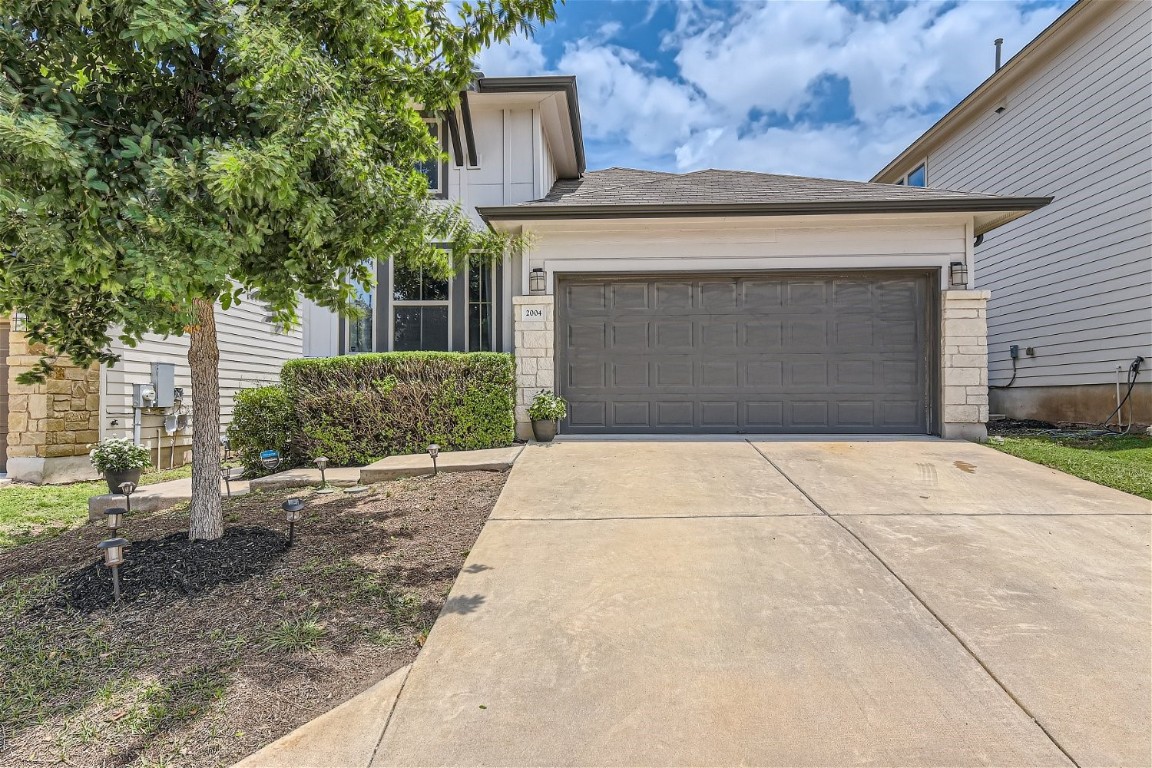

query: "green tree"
left=0, top=0, right=554, bottom=539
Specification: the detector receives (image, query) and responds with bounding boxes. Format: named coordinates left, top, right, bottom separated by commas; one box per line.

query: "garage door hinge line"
left=745, top=440, right=1082, bottom=768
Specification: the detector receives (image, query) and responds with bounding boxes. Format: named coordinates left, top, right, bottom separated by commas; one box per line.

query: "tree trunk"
left=188, top=298, right=224, bottom=540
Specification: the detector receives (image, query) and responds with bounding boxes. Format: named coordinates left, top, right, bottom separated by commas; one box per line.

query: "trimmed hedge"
left=278, top=352, right=515, bottom=466
left=227, top=386, right=299, bottom=476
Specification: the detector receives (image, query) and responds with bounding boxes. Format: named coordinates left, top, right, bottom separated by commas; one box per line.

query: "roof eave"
left=478, top=197, right=1053, bottom=226
left=475, top=75, right=586, bottom=175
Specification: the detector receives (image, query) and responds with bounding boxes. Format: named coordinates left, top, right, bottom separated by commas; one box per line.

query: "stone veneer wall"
left=511, top=295, right=556, bottom=441
left=6, top=330, right=101, bottom=483
left=940, top=289, right=990, bottom=442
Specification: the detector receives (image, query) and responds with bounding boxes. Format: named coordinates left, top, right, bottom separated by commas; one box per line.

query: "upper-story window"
left=895, top=162, right=928, bottom=187
left=416, top=120, right=445, bottom=196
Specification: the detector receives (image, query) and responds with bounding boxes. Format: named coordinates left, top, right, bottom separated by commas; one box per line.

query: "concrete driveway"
left=373, top=439, right=1151, bottom=767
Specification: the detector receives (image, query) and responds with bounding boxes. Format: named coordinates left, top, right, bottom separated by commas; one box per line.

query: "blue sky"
left=477, top=0, right=1074, bottom=180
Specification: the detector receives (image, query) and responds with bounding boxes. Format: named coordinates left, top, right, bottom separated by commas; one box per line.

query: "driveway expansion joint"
left=746, top=439, right=1084, bottom=768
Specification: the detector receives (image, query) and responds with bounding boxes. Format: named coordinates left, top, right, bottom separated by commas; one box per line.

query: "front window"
left=416, top=120, right=443, bottom=195
left=468, top=262, right=494, bottom=351
left=347, top=271, right=374, bottom=353
left=392, top=263, right=449, bottom=351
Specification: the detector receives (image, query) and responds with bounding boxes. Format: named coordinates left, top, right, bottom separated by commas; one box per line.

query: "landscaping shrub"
left=280, top=352, right=515, bottom=466
left=228, top=386, right=299, bottom=476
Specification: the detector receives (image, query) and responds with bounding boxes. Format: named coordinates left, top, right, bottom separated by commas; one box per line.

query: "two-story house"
left=307, top=74, right=1051, bottom=443
left=873, top=0, right=1151, bottom=427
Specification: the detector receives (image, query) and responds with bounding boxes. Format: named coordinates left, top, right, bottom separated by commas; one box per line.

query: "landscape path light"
left=314, top=456, right=335, bottom=494
left=282, top=497, right=305, bottom=547
left=222, top=468, right=233, bottom=499
left=104, top=506, right=127, bottom=537
left=118, top=481, right=137, bottom=514
left=428, top=444, right=440, bottom=476
left=98, top=537, right=128, bottom=605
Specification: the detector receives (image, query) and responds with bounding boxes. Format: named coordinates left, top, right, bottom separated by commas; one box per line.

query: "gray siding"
left=103, top=302, right=302, bottom=456
left=923, top=0, right=1151, bottom=388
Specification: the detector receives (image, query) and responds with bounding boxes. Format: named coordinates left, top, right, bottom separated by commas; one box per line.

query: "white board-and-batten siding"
left=102, top=301, right=301, bottom=442
left=920, top=0, right=1151, bottom=388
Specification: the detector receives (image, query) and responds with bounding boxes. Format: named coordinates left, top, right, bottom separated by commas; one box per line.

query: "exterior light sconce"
left=98, top=537, right=128, bottom=605
left=104, top=506, right=127, bottom=537
left=949, top=261, right=969, bottom=288
left=282, top=498, right=305, bottom=547
left=428, top=444, right=440, bottom=476
left=314, top=456, right=335, bottom=494
left=529, top=268, right=546, bottom=295
left=118, top=481, right=137, bottom=514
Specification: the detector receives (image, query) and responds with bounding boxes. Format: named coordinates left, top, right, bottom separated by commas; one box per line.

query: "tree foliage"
left=0, top=0, right=555, bottom=369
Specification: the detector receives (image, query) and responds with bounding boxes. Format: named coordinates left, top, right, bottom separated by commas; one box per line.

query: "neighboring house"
left=873, top=0, right=1151, bottom=425
left=1, top=304, right=300, bottom=484
left=309, top=74, right=1049, bottom=442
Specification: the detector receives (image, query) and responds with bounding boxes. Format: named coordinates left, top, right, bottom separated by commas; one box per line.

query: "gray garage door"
left=557, top=272, right=933, bottom=434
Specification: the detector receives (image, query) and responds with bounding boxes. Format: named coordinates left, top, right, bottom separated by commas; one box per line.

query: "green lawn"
left=990, top=432, right=1152, bottom=500
left=0, top=466, right=193, bottom=551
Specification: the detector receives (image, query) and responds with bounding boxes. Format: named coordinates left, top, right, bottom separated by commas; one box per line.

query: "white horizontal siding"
left=103, top=301, right=302, bottom=441
left=923, top=0, right=1152, bottom=387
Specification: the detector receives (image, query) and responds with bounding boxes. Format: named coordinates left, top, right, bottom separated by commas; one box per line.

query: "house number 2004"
left=520, top=307, right=546, bottom=321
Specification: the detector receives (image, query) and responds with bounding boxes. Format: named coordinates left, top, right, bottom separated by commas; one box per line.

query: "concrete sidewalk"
left=370, top=440, right=1149, bottom=767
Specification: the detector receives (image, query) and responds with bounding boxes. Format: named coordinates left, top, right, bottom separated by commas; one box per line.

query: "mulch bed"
left=0, top=470, right=506, bottom=768
left=986, top=418, right=1058, bottom=435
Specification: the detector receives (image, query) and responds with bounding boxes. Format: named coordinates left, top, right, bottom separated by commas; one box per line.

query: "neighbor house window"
left=392, top=263, right=449, bottom=351
left=347, top=269, right=374, bottom=354
left=468, top=262, right=494, bottom=351
left=416, top=120, right=444, bottom=195
left=896, top=162, right=927, bottom=187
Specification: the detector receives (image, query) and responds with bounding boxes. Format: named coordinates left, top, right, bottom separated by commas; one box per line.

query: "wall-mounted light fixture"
left=529, top=268, right=546, bottom=295
left=949, top=261, right=969, bottom=288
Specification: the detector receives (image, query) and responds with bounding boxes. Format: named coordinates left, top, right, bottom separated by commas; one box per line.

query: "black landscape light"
left=529, top=268, right=546, bottom=295
left=314, top=456, right=335, bottom=494
left=104, top=506, right=127, bottom=537
left=98, top=537, right=128, bottom=605
left=118, top=481, right=137, bottom=514
left=428, top=444, right=440, bottom=476
left=222, top=468, right=233, bottom=499
left=949, top=261, right=969, bottom=288
left=282, top=497, right=305, bottom=547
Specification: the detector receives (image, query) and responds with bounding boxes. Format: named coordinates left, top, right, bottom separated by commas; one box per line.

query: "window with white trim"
left=895, top=161, right=927, bottom=187
left=347, top=267, right=374, bottom=354
left=391, top=263, right=449, bottom=351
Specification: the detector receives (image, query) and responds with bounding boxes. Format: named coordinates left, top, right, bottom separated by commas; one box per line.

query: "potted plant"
left=90, top=437, right=152, bottom=494
left=527, top=390, right=567, bottom=443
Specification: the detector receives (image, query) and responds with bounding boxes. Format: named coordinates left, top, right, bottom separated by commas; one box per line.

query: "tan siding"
left=922, top=0, right=1151, bottom=388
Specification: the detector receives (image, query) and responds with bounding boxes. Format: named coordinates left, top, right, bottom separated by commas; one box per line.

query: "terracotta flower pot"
left=105, top=468, right=142, bottom=495
left=531, top=420, right=558, bottom=443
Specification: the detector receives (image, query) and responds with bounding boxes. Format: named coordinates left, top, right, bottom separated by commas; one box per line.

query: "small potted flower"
left=89, top=437, right=152, bottom=494
left=527, top=390, right=567, bottom=443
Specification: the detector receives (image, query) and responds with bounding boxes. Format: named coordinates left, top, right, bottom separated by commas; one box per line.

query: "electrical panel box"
left=151, top=362, right=176, bottom=408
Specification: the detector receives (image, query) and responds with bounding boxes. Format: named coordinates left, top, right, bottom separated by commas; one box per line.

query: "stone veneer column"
left=511, top=295, right=556, bottom=441
left=940, top=289, right=990, bottom=442
left=6, top=329, right=101, bottom=483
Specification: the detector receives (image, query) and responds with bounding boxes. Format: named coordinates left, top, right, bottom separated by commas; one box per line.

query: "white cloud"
left=478, top=0, right=1070, bottom=180
left=474, top=34, right=548, bottom=77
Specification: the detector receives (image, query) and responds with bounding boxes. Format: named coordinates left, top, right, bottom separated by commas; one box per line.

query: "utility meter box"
left=151, top=362, right=176, bottom=408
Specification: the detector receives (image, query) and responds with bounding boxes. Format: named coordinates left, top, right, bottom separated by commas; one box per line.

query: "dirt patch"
left=0, top=470, right=506, bottom=768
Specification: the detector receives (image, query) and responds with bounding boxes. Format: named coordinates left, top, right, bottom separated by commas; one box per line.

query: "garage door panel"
left=558, top=273, right=931, bottom=434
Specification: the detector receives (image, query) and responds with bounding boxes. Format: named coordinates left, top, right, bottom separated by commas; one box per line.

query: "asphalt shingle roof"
left=524, top=167, right=1009, bottom=208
